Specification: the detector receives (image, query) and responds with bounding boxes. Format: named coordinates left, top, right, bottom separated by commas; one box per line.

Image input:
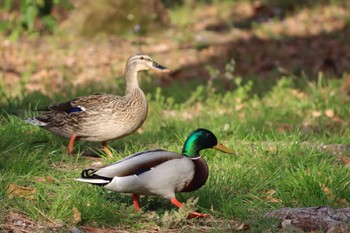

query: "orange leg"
left=170, top=197, right=210, bottom=219
left=102, top=142, right=113, bottom=159
left=68, top=132, right=77, bottom=155
left=132, top=193, right=140, bottom=211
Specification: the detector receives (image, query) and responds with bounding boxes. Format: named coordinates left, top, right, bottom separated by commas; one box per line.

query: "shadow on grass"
left=170, top=25, right=350, bottom=86
left=232, top=0, right=349, bottom=30
left=165, top=1, right=350, bottom=99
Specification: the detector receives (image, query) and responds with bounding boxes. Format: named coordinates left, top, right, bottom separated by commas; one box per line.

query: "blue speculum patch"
left=66, top=106, right=83, bottom=114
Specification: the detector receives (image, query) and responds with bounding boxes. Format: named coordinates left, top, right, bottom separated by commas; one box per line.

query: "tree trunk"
left=265, top=206, right=350, bottom=232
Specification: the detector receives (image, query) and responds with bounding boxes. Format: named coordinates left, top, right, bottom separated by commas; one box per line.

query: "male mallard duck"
left=25, top=54, right=170, bottom=158
left=75, top=128, right=233, bottom=218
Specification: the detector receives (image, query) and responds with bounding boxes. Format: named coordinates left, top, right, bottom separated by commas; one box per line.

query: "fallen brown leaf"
left=267, top=122, right=292, bottom=132
left=34, top=176, right=55, bottom=183
left=8, top=184, right=35, bottom=200
left=72, top=207, right=81, bottom=224
left=235, top=103, right=246, bottom=111
left=264, top=189, right=283, bottom=203
left=325, top=109, right=335, bottom=118
left=334, top=198, right=349, bottom=208
left=320, top=183, right=349, bottom=208
left=80, top=226, right=121, bottom=233
left=320, top=183, right=334, bottom=203
left=338, top=156, right=350, bottom=165
left=137, top=128, right=144, bottom=134
left=312, top=111, right=322, bottom=118
left=331, top=116, right=345, bottom=124
left=291, top=89, right=306, bottom=99
left=320, top=183, right=332, bottom=196
left=268, top=146, right=278, bottom=153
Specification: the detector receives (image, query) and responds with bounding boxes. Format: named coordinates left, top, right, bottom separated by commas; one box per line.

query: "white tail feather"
left=75, top=178, right=110, bottom=184
left=25, top=118, right=47, bottom=127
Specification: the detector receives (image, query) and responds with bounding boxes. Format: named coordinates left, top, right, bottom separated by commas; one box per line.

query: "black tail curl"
left=80, top=168, right=113, bottom=186
left=81, top=168, right=96, bottom=178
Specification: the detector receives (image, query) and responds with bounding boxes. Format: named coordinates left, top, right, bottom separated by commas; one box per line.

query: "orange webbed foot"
left=170, top=197, right=209, bottom=219
left=187, top=211, right=210, bottom=219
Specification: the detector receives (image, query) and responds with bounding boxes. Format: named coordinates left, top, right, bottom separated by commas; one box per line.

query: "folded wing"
left=93, top=149, right=183, bottom=178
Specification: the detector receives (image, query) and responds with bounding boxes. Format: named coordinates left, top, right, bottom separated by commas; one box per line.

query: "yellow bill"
left=213, top=142, right=234, bottom=154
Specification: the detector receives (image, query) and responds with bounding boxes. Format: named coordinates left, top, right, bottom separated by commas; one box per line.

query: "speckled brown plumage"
left=26, top=54, right=170, bottom=156
left=35, top=89, right=147, bottom=142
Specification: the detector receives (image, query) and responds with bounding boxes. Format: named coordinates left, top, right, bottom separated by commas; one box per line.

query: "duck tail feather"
left=25, top=118, right=47, bottom=126
left=75, top=178, right=110, bottom=185
left=81, top=168, right=97, bottom=178
left=77, top=169, right=113, bottom=186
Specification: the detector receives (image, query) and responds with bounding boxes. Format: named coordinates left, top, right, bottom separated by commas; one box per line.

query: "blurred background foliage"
left=0, top=0, right=172, bottom=38
left=0, top=0, right=73, bottom=39
left=1, top=0, right=350, bottom=98
left=1, top=0, right=349, bottom=42
left=2, top=0, right=348, bottom=38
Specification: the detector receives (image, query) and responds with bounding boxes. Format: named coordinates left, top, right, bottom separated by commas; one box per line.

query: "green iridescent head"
left=182, top=128, right=233, bottom=158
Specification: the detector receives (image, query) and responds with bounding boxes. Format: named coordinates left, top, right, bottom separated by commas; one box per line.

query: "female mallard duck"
left=25, top=54, right=170, bottom=158
left=76, top=128, right=233, bottom=218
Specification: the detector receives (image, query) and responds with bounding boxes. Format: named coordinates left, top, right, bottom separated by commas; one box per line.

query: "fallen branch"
left=265, top=206, right=350, bottom=232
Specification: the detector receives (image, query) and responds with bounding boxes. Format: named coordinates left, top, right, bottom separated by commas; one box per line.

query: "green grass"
left=1, top=0, right=350, bottom=231
left=0, top=73, right=349, bottom=232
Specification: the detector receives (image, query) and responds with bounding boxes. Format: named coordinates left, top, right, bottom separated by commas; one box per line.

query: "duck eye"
left=140, top=56, right=144, bottom=60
